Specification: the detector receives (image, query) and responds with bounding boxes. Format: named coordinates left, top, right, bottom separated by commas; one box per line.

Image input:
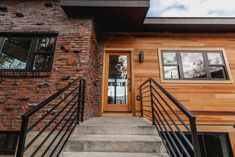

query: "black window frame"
left=0, top=32, right=58, bottom=72
left=161, top=50, right=230, bottom=81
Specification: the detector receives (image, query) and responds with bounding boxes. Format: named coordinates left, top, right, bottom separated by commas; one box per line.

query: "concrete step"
left=75, top=125, right=157, bottom=135
left=65, top=135, right=165, bottom=153
left=60, top=152, right=169, bottom=157
left=75, top=117, right=158, bottom=135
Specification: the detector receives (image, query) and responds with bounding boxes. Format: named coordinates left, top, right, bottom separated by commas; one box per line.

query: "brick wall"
left=0, top=0, right=102, bottom=131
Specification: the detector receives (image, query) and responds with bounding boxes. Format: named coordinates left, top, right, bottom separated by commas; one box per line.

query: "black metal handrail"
left=16, top=78, right=85, bottom=157
left=139, top=78, right=201, bottom=157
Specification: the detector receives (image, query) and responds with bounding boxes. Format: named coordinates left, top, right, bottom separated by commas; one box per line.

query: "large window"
left=0, top=33, right=57, bottom=72
left=160, top=50, right=231, bottom=81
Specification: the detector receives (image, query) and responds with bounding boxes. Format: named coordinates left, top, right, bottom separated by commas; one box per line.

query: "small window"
left=0, top=33, right=57, bottom=72
left=185, top=132, right=233, bottom=157
left=161, top=50, right=230, bottom=81
left=0, top=131, right=18, bottom=155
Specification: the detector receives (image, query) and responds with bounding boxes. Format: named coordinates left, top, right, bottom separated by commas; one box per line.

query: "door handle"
left=128, top=79, right=132, bottom=91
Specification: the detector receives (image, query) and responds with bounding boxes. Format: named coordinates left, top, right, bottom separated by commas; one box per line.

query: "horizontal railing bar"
left=151, top=90, right=191, bottom=130
left=24, top=95, right=78, bottom=151
left=142, top=100, right=151, bottom=103
left=152, top=101, right=192, bottom=156
left=27, top=85, right=80, bottom=133
left=16, top=78, right=86, bottom=157
left=30, top=99, right=79, bottom=156
left=153, top=111, right=182, bottom=157
left=141, top=90, right=151, bottom=95
left=153, top=117, right=173, bottom=157
left=140, top=79, right=151, bottom=88
left=139, top=78, right=201, bottom=157
left=151, top=87, right=191, bottom=132
left=153, top=117, right=170, bottom=154
left=151, top=79, right=194, bottom=119
left=141, top=95, right=151, bottom=99
left=152, top=95, right=193, bottom=151
left=153, top=117, right=176, bottom=157
left=55, top=117, right=77, bottom=157
left=141, top=85, right=151, bottom=91
left=41, top=107, right=77, bottom=157
left=23, top=79, right=80, bottom=118
left=49, top=114, right=77, bottom=156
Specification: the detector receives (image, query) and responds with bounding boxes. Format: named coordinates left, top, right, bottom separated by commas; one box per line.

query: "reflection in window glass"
left=108, top=55, right=128, bottom=104
left=208, top=53, right=223, bottom=65
left=181, top=53, right=207, bottom=79
left=163, top=52, right=177, bottom=64
left=33, top=54, right=52, bottom=71
left=163, top=66, right=179, bottom=79
left=210, top=67, right=225, bottom=79
left=0, top=37, right=31, bottom=69
left=36, top=37, right=55, bottom=53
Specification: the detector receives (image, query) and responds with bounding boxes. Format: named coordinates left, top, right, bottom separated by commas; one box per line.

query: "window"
left=161, top=50, right=230, bottom=81
left=0, top=33, right=57, bottom=72
left=0, top=131, right=18, bottom=155
left=167, top=132, right=233, bottom=157
left=186, top=132, right=233, bottom=157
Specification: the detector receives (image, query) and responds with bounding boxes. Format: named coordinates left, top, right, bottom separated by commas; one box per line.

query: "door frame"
left=102, top=48, right=136, bottom=116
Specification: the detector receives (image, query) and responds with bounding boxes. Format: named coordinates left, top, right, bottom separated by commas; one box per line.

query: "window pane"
left=36, top=37, right=55, bottom=53
left=163, top=66, right=179, bottom=79
left=181, top=53, right=207, bottom=79
left=0, top=37, right=31, bottom=69
left=108, top=55, right=128, bottom=104
left=208, top=52, right=223, bottom=65
left=163, top=52, right=177, bottom=65
left=210, top=66, right=226, bottom=79
left=33, top=54, right=52, bottom=71
left=204, top=134, right=232, bottom=157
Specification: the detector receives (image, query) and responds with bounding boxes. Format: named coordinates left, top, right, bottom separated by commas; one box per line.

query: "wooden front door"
left=103, top=51, right=132, bottom=112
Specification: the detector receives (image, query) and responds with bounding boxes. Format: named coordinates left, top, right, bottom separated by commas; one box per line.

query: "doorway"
left=103, top=50, right=133, bottom=112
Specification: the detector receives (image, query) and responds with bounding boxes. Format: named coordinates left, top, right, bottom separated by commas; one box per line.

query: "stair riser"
left=66, top=141, right=162, bottom=153
left=75, top=126, right=158, bottom=135
left=60, top=152, right=169, bottom=157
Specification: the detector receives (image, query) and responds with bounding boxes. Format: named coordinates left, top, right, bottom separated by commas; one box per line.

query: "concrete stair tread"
left=61, top=152, right=168, bottom=157
left=70, top=135, right=161, bottom=142
left=80, top=117, right=152, bottom=126
left=63, top=117, right=167, bottom=155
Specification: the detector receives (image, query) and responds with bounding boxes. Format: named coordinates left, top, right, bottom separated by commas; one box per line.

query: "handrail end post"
left=149, top=80, right=155, bottom=125
left=16, top=116, right=29, bottom=157
left=190, top=117, right=201, bottom=157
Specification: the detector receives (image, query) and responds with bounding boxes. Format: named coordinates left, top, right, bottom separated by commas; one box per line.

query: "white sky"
left=147, top=0, right=235, bottom=17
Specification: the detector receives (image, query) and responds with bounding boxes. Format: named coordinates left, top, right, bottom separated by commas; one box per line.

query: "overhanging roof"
left=60, top=0, right=150, bottom=31
left=143, top=17, right=235, bottom=32
left=60, top=0, right=235, bottom=32
left=60, top=0, right=150, bottom=7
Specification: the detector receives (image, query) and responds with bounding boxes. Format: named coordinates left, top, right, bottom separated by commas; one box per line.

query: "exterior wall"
left=104, top=32, right=235, bottom=152
left=0, top=0, right=102, bottom=131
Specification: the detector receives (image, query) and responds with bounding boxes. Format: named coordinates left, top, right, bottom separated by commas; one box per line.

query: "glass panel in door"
left=108, top=55, right=128, bottom=104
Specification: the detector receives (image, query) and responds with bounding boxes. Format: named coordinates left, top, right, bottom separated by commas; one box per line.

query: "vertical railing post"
left=149, top=80, right=155, bottom=125
left=140, top=85, right=143, bottom=117
left=16, top=116, right=28, bottom=157
left=190, top=117, right=201, bottom=157
left=80, top=79, right=85, bottom=123
left=77, top=80, right=83, bottom=124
